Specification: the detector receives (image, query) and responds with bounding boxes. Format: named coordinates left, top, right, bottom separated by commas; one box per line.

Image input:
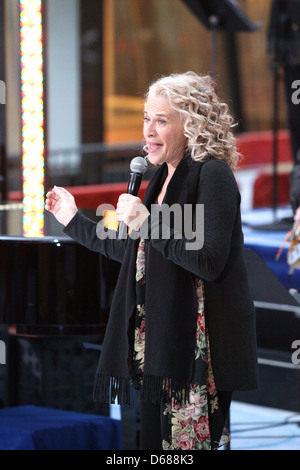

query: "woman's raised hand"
left=45, top=186, right=78, bottom=227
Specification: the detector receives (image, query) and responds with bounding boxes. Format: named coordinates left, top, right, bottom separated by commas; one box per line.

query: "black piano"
left=0, top=204, right=120, bottom=415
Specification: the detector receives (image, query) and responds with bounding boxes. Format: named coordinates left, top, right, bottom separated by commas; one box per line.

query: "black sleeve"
left=63, top=211, right=127, bottom=263
left=143, top=160, right=240, bottom=282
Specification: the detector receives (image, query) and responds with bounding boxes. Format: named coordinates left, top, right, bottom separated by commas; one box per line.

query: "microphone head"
left=130, top=156, right=148, bottom=174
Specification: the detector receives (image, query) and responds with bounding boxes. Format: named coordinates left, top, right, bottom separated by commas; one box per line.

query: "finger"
left=45, top=196, right=54, bottom=208
left=48, top=192, right=59, bottom=203
left=52, top=186, right=73, bottom=198
left=116, top=200, right=127, bottom=212
left=115, top=208, right=124, bottom=219
left=118, top=194, right=140, bottom=203
left=46, top=190, right=58, bottom=200
left=45, top=200, right=54, bottom=211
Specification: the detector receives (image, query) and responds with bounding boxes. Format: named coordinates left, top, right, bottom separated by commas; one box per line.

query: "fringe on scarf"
left=140, top=374, right=192, bottom=406
left=93, top=374, right=131, bottom=405
left=93, top=373, right=192, bottom=406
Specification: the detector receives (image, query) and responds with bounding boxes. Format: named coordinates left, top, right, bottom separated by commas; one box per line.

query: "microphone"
left=117, top=156, right=148, bottom=239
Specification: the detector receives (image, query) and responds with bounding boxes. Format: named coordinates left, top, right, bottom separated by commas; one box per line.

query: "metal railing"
left=6, top=141, right=154, bottom=192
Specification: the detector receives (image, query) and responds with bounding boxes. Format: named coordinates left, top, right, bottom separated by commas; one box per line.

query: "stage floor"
left=230, top=400, right=300, bottom=450
left=111, top=400, right=300, bottom=450
left=242, top=206, right=300, bottom=290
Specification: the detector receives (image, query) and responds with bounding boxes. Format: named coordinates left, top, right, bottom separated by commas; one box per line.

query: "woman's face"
left=143, top=94, right=187, bottom=167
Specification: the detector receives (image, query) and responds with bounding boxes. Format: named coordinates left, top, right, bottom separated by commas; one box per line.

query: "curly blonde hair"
left=144, top=71, right=241, bottom=170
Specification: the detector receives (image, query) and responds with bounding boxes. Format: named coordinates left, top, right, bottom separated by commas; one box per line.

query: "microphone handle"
left=127, top=171, right=142, bottom=196
left=117, top=172, right=143, bottom=239
left=117, top=221, right=129, bottom=239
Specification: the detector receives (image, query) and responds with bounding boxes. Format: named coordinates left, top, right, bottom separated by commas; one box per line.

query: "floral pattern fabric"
left=133, top=238, right=230, bottom=450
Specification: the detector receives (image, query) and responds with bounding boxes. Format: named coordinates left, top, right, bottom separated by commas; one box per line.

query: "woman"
left=45, top=72, right=258, bottom=451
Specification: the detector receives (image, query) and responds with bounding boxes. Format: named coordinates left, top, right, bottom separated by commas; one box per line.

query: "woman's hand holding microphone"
left=116, top=194, right=149, bottom=231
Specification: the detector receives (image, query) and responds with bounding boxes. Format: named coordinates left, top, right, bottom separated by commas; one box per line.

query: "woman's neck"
left=157, top=163, right=177, bottom=205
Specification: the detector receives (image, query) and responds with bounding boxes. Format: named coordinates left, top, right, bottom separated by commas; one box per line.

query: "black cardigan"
left=64, top=156, right=258, bottom=403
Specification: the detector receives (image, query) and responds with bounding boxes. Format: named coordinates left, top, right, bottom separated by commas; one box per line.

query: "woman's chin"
left=148, top=153, right=163, bottom=166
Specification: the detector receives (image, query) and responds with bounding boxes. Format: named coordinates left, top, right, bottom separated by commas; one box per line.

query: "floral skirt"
left=133, top=239, right=230, bottom=451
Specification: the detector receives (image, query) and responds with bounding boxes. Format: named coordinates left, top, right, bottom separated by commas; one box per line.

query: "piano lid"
left=0, top=202, right=72, bottom=240
left=0, top=204, right=120, bottom=327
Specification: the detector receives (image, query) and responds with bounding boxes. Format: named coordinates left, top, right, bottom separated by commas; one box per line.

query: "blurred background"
left=0, top=0, right=287, bottom=195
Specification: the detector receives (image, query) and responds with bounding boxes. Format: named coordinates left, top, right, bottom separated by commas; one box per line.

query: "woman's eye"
left=158, top=120, right=166, bottom=125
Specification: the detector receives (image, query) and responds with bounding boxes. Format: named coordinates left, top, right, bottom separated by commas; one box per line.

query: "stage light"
left=20, top=0, right=45, bottom=237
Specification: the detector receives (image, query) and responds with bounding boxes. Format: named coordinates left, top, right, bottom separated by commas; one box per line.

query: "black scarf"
left=93, top=155, right=204, bottom=405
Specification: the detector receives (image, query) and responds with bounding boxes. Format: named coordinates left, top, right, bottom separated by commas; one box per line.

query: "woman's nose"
left=145, top=121, right=156, bottom=138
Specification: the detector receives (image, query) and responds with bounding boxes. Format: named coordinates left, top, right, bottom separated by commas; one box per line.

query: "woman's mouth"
left=148, top=143, right=163, bottom=153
